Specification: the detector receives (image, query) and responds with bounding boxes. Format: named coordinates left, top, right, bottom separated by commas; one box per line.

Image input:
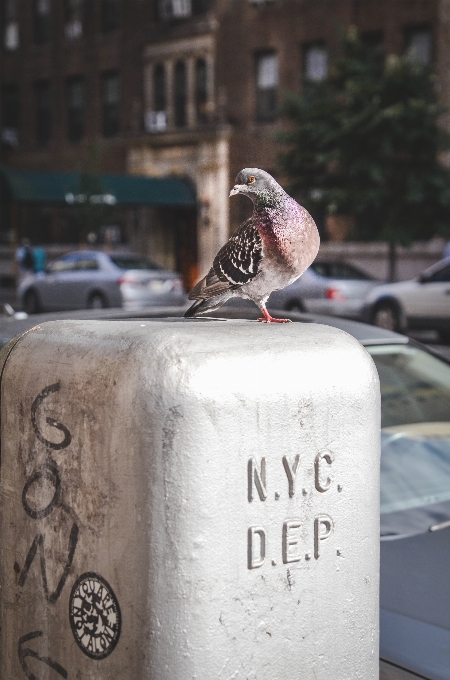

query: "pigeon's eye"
left=248, top=176, right=256, bottom=184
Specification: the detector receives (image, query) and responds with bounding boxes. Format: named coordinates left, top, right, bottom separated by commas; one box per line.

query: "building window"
left=64, top=0, right=83, bottom=40
left=102, top=71, right=119, bottom=137
left=1, top=83, right=19, bottom=146
left=255, top=51, right=278, bottom=122
left=101, top=0, right=119, bottom=32
left=154, top=64, right=166, bottom=113
left=303, top=44, right=328, bottom=83
left=146, top=63, right=167, bottom=132
left=195, top=58, right=208, bottom=124
left=174, top=61, right=187, bottom=127
left=35, top=81, right=51, bottom=145
left=405, top=26, right=432, bottom=66
left=33, top=0, right=51, bottom=44
left=158, top=0, right=191, bottom=20
left=192, top=0, right=208, bottom=13
left=2, top=0, right=19, bottom=50
left=67, top=77, right=85, bottom=142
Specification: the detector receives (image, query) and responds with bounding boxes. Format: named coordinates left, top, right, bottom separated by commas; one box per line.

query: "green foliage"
left=278, top=28, right=450, bottom=244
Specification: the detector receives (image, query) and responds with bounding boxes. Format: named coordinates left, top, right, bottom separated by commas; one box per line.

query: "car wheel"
left=87, top=293, right=107, bottom=310
left=372, top=302, right=400, bottom=332
left=23, top=289, right=40, bottom=315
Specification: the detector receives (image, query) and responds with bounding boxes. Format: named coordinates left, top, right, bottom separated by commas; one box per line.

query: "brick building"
left=0, top=0, right=199, bottom=283
left=0, top=0, right=444, bottom=282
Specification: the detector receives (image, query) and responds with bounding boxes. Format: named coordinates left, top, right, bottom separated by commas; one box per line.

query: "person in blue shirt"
left=32, top=244, right=47, bottom=273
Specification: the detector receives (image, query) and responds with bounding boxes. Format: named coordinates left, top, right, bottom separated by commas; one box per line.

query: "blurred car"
left=268, top=260, right=380, bottom=320
left=364, top=256, right=450, bottom=341
left=1, top=302, right=449, bottom=679
left=17, top=250, right=187, bottom=314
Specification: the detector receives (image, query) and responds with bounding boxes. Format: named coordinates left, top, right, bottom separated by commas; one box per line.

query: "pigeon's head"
left=229, top=168, right=285, bottom=206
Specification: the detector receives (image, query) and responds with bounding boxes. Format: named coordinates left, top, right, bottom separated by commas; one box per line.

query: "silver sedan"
left=269, top=260, right=380, bottom=320
left=18, top=251, right=187, bottom=314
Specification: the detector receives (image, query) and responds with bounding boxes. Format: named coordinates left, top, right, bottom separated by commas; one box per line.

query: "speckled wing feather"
left=188, top=219, right=263, bottom=301
left=214, top=218, right=263, bottom=285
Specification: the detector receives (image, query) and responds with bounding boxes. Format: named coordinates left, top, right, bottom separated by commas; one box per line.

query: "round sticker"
left=69, top=572, right=121, bottom=659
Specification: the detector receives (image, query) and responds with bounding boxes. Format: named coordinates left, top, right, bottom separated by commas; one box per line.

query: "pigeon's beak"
left=229, top=184, right=245, bottom=197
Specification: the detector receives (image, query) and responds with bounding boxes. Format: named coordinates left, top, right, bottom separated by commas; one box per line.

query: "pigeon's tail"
left=184, top=293, right=231, bottom=318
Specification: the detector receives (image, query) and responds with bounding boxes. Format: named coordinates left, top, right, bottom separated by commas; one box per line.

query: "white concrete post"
left=0, top=319, right=380, bottom=679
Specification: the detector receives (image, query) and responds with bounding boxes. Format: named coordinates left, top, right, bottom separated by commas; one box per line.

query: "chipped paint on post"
left=0, top=319, right=380, bottom=679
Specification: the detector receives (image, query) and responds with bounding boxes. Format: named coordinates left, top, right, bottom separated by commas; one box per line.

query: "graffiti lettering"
left=22, top=461, right=61, bottom=520
left=18, top=523, right=79, bottom=604
left=18, top=631, right=68, bottom=679
left=31, top=383, right=71, bottom=451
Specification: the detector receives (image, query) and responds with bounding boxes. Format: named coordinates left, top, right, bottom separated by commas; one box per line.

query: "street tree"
left=278, top=28, right=450, bottom=280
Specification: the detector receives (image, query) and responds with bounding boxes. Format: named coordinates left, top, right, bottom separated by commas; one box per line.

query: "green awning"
left=1, top=169, right=196, bottom=206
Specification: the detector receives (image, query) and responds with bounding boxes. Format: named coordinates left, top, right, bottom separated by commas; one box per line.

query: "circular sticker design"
left=69, top=572, right=121, bottom=660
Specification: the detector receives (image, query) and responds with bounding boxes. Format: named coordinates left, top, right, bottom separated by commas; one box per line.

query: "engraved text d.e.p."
left=247, top=451, right=338, bottom=570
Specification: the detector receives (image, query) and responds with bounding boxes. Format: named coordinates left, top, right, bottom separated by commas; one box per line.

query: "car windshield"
left=367, top=344, right=450, bottom=537
left=110, top=256, right=161, bottom=271
left=310, top=262, right=374, bottom=280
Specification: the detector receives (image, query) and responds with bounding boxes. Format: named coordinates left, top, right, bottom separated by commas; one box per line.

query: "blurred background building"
left=0, top=0, right=447, bottom=286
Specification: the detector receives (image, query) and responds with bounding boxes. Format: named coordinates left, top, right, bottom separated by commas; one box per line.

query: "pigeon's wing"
left=188, top=218, right=263, bottom=301
left=214, top=218, right=263, bottom=286
left=188, top=268, right=231, bottom=301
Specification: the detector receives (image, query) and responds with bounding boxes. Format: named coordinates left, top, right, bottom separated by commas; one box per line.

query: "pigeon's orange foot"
left=258, top=309, right=292, bottom=323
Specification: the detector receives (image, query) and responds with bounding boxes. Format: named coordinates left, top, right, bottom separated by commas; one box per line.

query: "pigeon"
left=184, top=168, right=320, bottom=322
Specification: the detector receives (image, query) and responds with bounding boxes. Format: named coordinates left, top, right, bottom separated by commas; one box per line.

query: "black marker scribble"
left=18, top=523, right=79, bottom=604
left=18, top=631, right=68, bottom=679
left=22, top=461, right=61, bottom=520
left=31, top=384, right=72, bottom=450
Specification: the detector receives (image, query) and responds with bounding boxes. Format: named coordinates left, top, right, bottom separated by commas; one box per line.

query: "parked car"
left=268, top=260, right=380, bottom=321
left=17, top=250, right=187, bottom=314
left=1, top=303, right=449, bottom=679
left=364, top=256, right=450, bottom=341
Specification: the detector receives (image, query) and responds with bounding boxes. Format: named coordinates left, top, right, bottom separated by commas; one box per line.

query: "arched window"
left=1, top=83, right=20, bottom=146
left=64, top=0, right=84, bottom=39
left=154, top=63, right=166, bottom=113
left=303, top=44, right=328, bottom=83
left=35, top=80, right=52, bottom=145
left=33, top=0, right=51, bottom=44
left=101, top=0, right=119, bottom=32
left=195, top=58, right=207, bottom=124
left=66, top=76, right=85, bottom=142
left=255, top=51, right=278, bottom=122
left=174, top=61, right=186, bottom=127
left=3, top=0, right=20, bottom=50
left=102, top=71, right=119, bottom=137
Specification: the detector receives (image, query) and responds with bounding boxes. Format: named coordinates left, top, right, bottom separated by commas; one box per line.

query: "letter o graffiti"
left=22, top=462, right=61, bottom=520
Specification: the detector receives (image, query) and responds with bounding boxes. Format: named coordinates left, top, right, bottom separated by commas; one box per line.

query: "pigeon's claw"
left=258, top=307, right=292, bottom=323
